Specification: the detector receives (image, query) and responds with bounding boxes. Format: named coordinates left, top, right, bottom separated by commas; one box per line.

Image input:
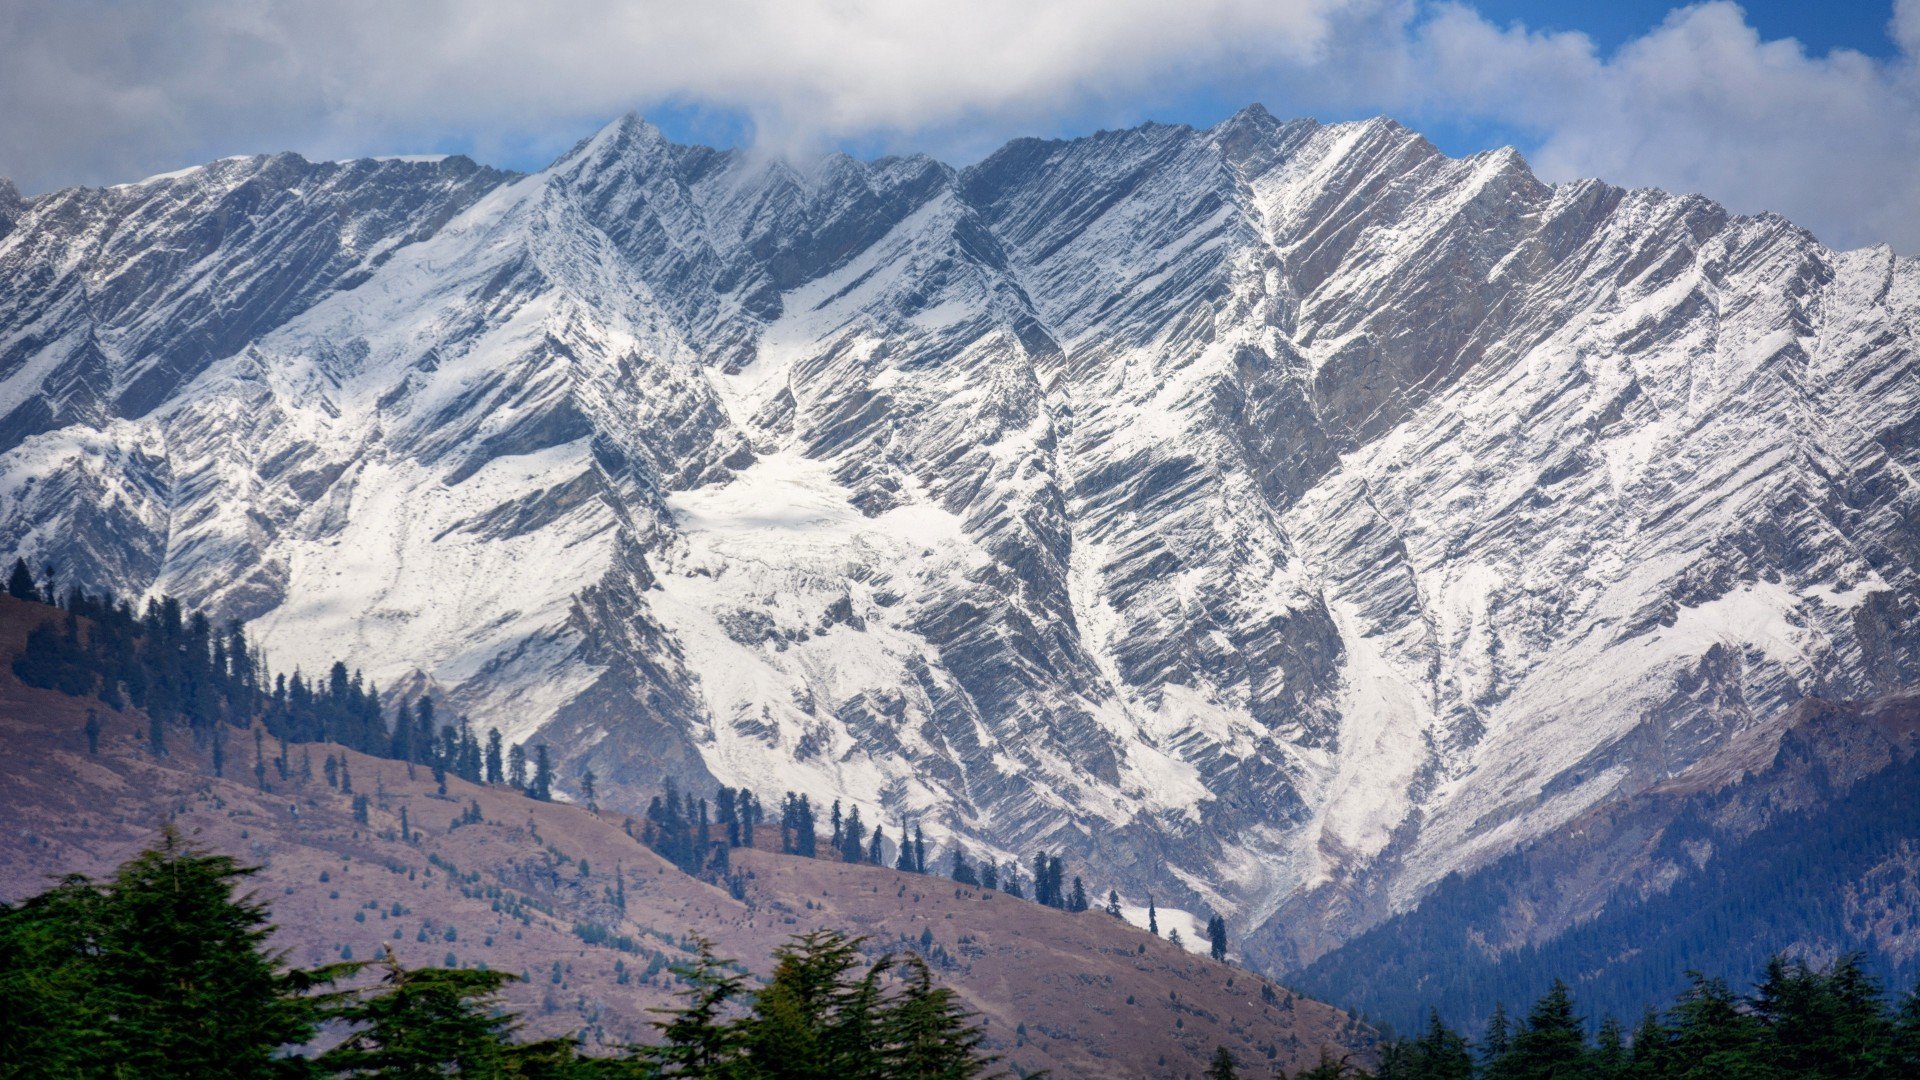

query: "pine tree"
left=950, top=845, right=979, bottom=887
left=645, top=936, right=748, bottom=1075
left=7, top=556, right=41, bottom=602
left=1591, top=1015, right=1629, bottom=1080
left=1753, top=952, right=1895, bottom=1080
left=882, top=953, right=997, bottom=1078
left=1631, top=1004, right=1671, bottom=1076
left=507, top=742, right=527, bottom=789
left=1207, top=913, right=1228, bottom=962
left=1000, top=861, right=1022, bottom=900
left=529, top=743, right=553, bottom=801
left=1664, top=972, right=1769, bottom=1079
left=319, top=948, right=543, bottom=1076
left=1894, top=976, right=1920, bottom=1072
left=580, top=767, right=597, bottom=812
left=740, top=929, right=887, bottom=1077
left=0, top=872, right=114, bottom=1074
left=1481, top=1000, right=1512, bottom=1073
left=841, top=805, right=865, bottom=864
left=83, top=708, right=100, bottom=754
left=1106, top=889, right=1122, bottom=918
left=97, top=828, right=348, bottom=1077
left=1068, top=876, right=1088, bottom=913
left=1206, top=1044, right=1239, bottom=1080
left=1402, top=1008, right=1474, bottom=1080
left=1501, top=979, right=1586, bottom=1079
left=483, top=728, right=503, bottom=784
left=1147, top=894, right=1159, bottom=936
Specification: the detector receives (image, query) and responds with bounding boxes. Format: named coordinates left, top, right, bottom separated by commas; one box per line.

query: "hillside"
left=1291, top=686, right=1920, bottom=1033
left=0, top=595, right=1370, bottom=1077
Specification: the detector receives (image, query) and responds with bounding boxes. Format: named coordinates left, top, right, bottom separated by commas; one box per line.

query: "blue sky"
left=3, top=1, right=1917, bottom=251
left=612, top=0, right=1914, bottom=165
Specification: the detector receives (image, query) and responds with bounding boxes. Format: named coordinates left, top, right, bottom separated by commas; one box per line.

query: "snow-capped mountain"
left=3, top=107, right=1915, bottom=962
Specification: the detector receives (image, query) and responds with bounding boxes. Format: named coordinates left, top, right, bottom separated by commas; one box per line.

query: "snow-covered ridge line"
left=0, top=108, right=1915, bottom=968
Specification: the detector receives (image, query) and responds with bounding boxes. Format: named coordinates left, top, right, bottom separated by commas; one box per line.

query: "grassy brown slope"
left=0, top=596, right=1371, bottom=1076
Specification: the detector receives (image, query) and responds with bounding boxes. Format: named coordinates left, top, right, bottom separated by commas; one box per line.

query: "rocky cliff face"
left=2, top=107, right=1915, bottom=963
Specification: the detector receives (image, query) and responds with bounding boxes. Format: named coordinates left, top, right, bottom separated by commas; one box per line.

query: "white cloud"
left=1, top=0, right=1917, bottom=252
left=0, top=0, right=1346, bottom=185
left=1400, top=1, right=1920, bottom=251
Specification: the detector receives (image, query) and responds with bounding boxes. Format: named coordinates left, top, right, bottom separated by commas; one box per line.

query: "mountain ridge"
left=1, top=106, right=1915, bottom=970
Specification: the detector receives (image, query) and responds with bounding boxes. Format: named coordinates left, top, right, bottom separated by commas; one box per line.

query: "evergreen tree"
left=1206, top=1044, right=1239, bottom=1080
left=1399, top=1009, right=1474, bottom=1080
left=978, top=856, right=997, bottom=891
left=718, top=786, right=742, bottom=848
left=1106, top=889, right=1122, bottom=918
left=898, top=825, right=918, bottom=872
left=913, top=826, right=927, bottom=875
left=83, top=708, right=100, bottom=754
left=1500, top=979, right=1586, bottom=1080
left=1068, top=876, right=1088, bottom=913
left=1147, top=894, right=1159, bottom=936
left=7, top=556, right=41, bottom=602
left=581, top=767, right=597, bottom=812
left=1663, top=972, right=1769, bottom=1079
left=508, top=742, right=527, bottom=789
left=741, top=791, right=757, bottom=849
left=1631, top=1005, right=1672, bottom=1076
left=529, top=743, right=553, bottom=801
left=841, top=805, right=865, bottom=864
left=998, top=860, right=1029, bottom=895
left=1207, top=913, right=1228, bottom=962
left=645, top=936, right=748, bottom=1075
left=484, top=728, right=503, bottom=784
left=1894, top=977, right=1920, bottom=1072
left=882, top=953, right=997, bottom=1078
left=1591, top=1015, right=1629, bottom=1080
left=95, top=829, right=346, bottom=1077
left=949, top=845, right=979, bottom=887
left=1480, top=1000, right=1512, bottom=1073
left=740, top=929, right=889, bottom=1078
left=0, top=873, right=118, bottom=1074
left=1752, top=953, right=1895, bottom=1080
left=319, top=948, right=550, bottom=1077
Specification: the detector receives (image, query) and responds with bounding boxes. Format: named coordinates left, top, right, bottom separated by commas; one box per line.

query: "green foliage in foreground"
left=0, top=831, right=1001, bottom=1079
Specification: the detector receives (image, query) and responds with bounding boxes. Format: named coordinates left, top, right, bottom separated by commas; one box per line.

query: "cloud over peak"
left=2, top=0, right=1916, bottom=251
